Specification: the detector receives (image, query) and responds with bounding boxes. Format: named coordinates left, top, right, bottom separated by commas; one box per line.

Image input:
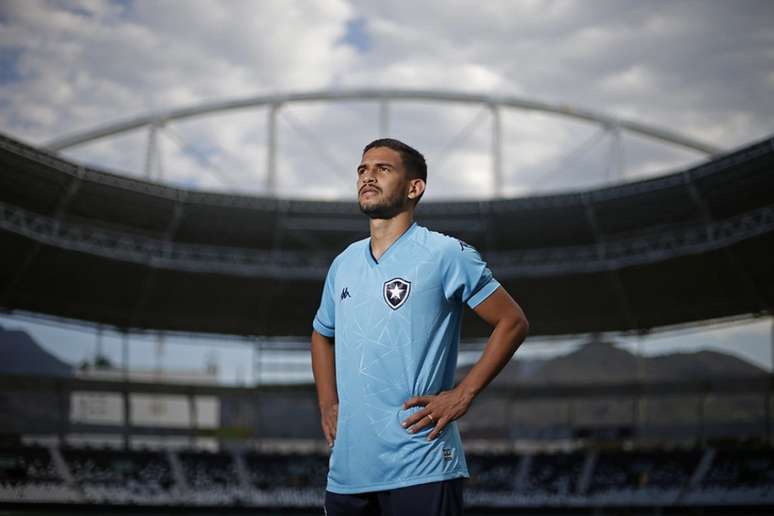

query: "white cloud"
left=601, top=65, right=657, bottom=96
left=0, top=0, right=772, bottom=200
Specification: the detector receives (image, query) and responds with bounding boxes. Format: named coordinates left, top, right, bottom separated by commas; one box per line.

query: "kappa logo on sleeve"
left=458, top=239, right=474, bottom=252
left=383, top=278, right=411, bottom=310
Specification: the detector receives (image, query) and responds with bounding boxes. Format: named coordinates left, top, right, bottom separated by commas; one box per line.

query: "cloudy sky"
left=0, top=0, right=772, bottom=378
left=1, top=0, right=772, bottom=199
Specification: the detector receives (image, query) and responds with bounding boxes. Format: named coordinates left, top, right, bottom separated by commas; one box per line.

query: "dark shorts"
left=324, top=477, right=464, bottom=516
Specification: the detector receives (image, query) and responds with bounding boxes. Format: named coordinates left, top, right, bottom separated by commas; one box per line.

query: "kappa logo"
left=458, top=239, right=474, bottom=252
left=340, top=287, right=351, bottom=301
left=383, top=278, right=411, bottom=310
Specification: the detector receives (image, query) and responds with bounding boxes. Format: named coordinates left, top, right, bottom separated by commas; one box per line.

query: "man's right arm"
left=311, top=329, right=338, bottom=448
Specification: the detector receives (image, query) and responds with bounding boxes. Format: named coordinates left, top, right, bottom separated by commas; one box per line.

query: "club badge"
left=383, top=278, right=411, bottom=310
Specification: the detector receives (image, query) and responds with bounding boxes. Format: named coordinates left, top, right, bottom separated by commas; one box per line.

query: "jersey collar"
left=366, top=221, right=418, bottom=267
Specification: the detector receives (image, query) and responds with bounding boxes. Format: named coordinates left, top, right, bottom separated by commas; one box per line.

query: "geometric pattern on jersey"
left=313, top=222, right=500, bottom=494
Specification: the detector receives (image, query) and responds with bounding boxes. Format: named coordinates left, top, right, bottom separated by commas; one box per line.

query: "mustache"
left=359, top=184, right=381, bottom=194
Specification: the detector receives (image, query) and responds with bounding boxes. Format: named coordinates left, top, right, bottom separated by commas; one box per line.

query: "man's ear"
left=408, top=178, right=426, bottom=200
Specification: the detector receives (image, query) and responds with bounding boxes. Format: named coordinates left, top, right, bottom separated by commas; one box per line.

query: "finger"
left=323, top=425, right=333, bottom=447
left=427, top=417, right=449, bottom=441
left=329, top=418, right=337, bottom=442
left=407, top=412, right=435, bottom=434
left=401, top=408, right=431, bottom=429
left=324, top=415, right=337, bottom=442
left=326, top=422, right=333, bottom=445
left=403, top=396, right=431, bottom=409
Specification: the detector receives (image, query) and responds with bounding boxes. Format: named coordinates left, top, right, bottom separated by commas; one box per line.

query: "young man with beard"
left=311, top=138, right=529, bottom=516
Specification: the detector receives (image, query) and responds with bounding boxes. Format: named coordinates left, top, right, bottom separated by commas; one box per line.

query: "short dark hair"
left=363, top=138, right=427, bottom=183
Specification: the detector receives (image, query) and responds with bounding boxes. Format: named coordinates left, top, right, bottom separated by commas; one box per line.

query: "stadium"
left=1, top=82, right=773, bottom=515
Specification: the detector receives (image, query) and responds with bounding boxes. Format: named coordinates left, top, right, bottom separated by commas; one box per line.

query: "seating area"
left=178, top=450, right=240, bottom=489
left=682, top=448, right=774, bottom=506
left=589, top=449, right=700, bottom=492
left=176, top=450, right=243, bottom=505
left=63, top=446, right=176, bottom=504
left=0, top=445, right=60, bottom=486
left=0, top=444, right=77, bottom=502
left=0, top=443, right=772, bottom=507
left=64, top=446, right=174, bottom=488
left=244, top=452, right=327, bottom=489
left=703, top=449, right=774, bottom=489
left=526, top=451, right=586, bottom=496
left=466, top=453, right=522, bottom=491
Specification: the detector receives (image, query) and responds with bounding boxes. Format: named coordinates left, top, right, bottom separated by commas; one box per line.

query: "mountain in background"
left=457, top=334, right=767, bottom=386
left=0, top=324, right=72, bottom=437
left=455, top=334, right=768, bottom=439
left=2, top=324, right=764, bottom=384
left=0, top=324, right=72, bottom=377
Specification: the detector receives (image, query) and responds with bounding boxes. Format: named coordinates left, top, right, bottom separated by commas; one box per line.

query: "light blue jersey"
left=313, top=222, right=500, bottom=494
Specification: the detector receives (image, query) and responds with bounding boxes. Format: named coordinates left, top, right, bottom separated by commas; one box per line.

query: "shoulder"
left=415, top=225, right=474, bottom=257
left=330, top=237, right=368, bottom=268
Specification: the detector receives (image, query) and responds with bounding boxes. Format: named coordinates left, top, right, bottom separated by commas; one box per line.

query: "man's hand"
left=401, top=386, right=475, bottom=441
left=400, top=287, right=528, bottom=442
left=320, top=403, right=339, bottom=448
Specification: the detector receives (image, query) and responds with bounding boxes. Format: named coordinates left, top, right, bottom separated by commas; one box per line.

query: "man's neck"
left=369, top=210, right=414, bottom=261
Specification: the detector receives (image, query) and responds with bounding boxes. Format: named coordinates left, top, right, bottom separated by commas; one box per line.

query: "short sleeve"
left=442, top=240, right=501, bottom=308
left=312, top=259, right=338, bottom=337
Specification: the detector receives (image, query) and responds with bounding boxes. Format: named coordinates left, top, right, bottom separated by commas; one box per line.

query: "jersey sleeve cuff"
left=313, top=317, right=335, bottom=338
left=466, top=279, right=500, bottom=308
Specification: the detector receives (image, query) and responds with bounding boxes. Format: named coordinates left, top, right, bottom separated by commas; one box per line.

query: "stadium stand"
left=685, top=447, right=774, bottom=505
left=176, top=449, right=244, bottom=505
left=585, top=448, right=702, bottom=506
left=244, top=451, right=327, bottom=489
left=0, top=444, right=78, bottom=502
left=62, top=445, right=176, bottom=504
left=4, top=444, right=772, bottom=509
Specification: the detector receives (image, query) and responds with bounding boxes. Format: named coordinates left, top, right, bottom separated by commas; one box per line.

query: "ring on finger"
left=427, top=414, right=434, bottom=422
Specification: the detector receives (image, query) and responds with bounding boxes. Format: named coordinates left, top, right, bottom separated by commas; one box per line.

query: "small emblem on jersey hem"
left=383, top=278, right=411, bottom=310
left=443, top=448, right=453, bottom=461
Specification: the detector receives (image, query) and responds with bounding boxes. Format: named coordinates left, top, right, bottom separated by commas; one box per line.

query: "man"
left=311, top=138, right=529, bottom=516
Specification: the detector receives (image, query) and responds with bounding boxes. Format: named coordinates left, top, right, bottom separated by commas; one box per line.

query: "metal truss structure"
left=43, top=88, right=722, bottom=197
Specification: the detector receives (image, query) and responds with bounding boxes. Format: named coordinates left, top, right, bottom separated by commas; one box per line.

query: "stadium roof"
left=0, top=132, right=772, bottom=338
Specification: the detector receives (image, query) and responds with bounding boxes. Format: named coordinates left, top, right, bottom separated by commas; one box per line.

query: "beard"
left=358, top=188, right=409, bottom=219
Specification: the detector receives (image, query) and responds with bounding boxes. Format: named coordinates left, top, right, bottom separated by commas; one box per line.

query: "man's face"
left=357, top=146, right=412, bottom=219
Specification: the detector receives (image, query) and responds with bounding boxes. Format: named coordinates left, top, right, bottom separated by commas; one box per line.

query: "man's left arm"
left=402, top=286, right=529, bottom=440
